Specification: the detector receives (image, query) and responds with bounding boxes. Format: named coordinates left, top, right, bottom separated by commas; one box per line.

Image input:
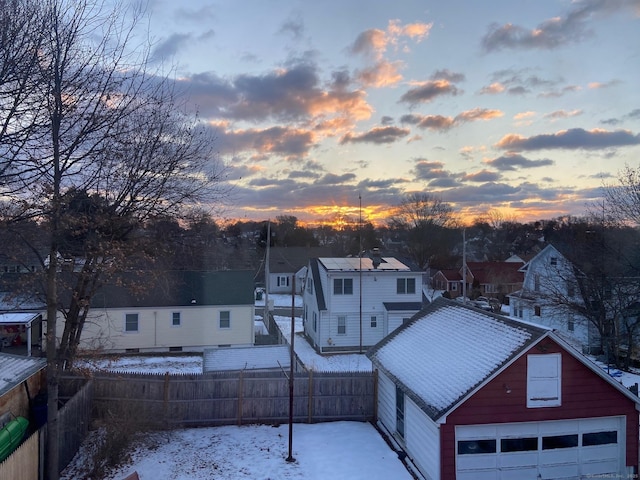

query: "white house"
left=302, top=253, right=423, bottom=354
left=368, top=297, right=640, bottom=479
left=508, top=244, right=601, bottom=353
left=59, top=270, right=256, bottom=354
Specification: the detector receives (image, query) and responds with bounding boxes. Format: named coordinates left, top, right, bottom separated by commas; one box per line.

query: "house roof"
left=464, top=261, right=524, bottom=284
left=436, top=269, right=462, bottom=281
left=0, top=312, right=41, bottom=326
left=269, top=247, right=333, bottom=274
left=90, top=270, right=255, bottom=309
left=309, top=259, right=326, bottom=311
left=318, top=257, right=415, bottom=272
left=367, top=297, right=549, bottom=420
left=203, top=345, right=291, bottom=372
left=383, top=302, right=423, bottom=311
left=0, top=352, right=46, bottom=398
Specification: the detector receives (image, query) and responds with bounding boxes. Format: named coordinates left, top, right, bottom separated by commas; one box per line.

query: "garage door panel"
left=500, top=467, right=538, bottom=480
left=457, top=469, right=497, bottom=480
left=498, top=451, right=538, bottom=468
left=456, top=417, right=624, bottom=480
left=457, top=454, right=497, bottom=471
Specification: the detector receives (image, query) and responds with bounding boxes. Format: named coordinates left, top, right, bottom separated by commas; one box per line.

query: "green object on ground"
left=0, top=416, right=29, bottom=462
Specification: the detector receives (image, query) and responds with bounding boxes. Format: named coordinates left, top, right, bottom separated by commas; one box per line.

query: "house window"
left=395, top=386, right=405, bottom=439
left=527, top=353, right=561, bottom=408
left=313, top=312, right=317, bottom=332
left=334, top=278, right=353, bottom=295
left=542, top=434, right=578, bottom=450
left=337, top=316, right=346, bottom=335
left=534, top=305, right=541, bottom=316
left=307, top=278, right=313, bottom=294
left=486, top=284, right=498, bottom=293
left=219, top=310, right=230, bottom=329
left=501, top=437, right=538, bottom=453
left=172, top=312, right=181, bottom=327
left=458, top=439, right=497, bottom=455
left=277, top=275, right=289, bottom=287
left=550, top=256, right=557, bottom=266
left=568, top=316, right=575, bottom=332
left=583, top=431, right=617, bottom=446
left=397, top=278, right=416, bottom=294
left=125, top=313, right=139, bottom=333
left=370, top=316, right=377, bottom=328
left=534, top=274, right=540, bottom=292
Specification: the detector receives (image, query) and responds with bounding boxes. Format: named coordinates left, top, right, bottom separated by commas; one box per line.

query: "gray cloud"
left=496, top=128, right=640, bottom=151
left=179, top=62, right=370, bottom=123
left=486, top=153, right=555, bottom=170
left=340, top=126, right=410, bottom=145
left=462, top=170, right=502, bottom=182
left=151, top=33, right=193, bottom=62
left=399, top=80, right=462, bottom=106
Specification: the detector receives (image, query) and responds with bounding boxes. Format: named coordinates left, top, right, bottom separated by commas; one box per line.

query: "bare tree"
left=0, top=1, right=225, bottom=478
left=603, top=164, right=640, bottom=226
left=387, top=193, right=458, bottom=268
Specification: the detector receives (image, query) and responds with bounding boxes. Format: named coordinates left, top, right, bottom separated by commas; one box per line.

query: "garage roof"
left=368, top=297, right=549, bottom=420
left=0, top=352, right=46, bottom=397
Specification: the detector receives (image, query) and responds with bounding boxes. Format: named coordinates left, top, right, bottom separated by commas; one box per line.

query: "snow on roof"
left=368, top=297, right=547, bottom=419
left=0, top=312, right=41, bottom=325
left=203, top=345, right=291, bottom=373
left=318, top=257, right=411, bottom=272
left=0, top=352, right=46, bottom=397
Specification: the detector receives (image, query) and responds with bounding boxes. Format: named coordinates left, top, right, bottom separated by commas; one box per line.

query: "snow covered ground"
left=61, top=422, right=413, bottom=480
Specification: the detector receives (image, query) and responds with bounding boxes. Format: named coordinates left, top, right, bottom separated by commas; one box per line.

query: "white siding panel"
left=377, top=371, right=396, bottom=435
left=405, top=397, right=440, bottom=480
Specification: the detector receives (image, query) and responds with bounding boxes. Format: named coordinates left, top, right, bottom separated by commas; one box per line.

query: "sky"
left=133, top=0, right=640, bottom=226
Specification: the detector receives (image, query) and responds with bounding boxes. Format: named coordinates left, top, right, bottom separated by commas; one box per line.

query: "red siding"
left=440, top=339, right=639, bottom=479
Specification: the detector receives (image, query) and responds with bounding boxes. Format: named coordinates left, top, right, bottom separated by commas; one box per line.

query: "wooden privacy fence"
left=67, top=370, right=376, bottom=428
left=58, top=377, right=93, bottom=471
left=0, top=426, right=40, bottom=480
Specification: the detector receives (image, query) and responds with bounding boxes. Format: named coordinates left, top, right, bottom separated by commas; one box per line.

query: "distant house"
left=302, top=253, right=424, bottom=354
left=463, top=261, right=524, bottom=302
left=368, top=297, right=640, bottom=480
left=508, top=244, right=600, bottom=353
left=432, top=269, right=461, bottom=295
left=433, top=261, right=524, bottom=302
left=63, top=270, right=256, bottom=354
left=266, top=247, right=333, bottom=295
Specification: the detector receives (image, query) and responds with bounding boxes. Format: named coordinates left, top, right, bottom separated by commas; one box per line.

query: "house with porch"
left=368, top=297, right=640, bottom=479
left=302, top=252, right=424, bottom=354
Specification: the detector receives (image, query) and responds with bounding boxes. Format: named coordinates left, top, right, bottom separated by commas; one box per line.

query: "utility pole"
left=359, top=194, right=363, bottom=354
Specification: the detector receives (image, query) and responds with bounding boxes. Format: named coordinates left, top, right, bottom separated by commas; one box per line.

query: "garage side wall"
left=439, top=340, right=639, bottom=479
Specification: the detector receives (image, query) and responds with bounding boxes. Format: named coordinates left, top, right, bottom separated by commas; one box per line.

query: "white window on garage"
left=527, top=353, right=561, bottom=408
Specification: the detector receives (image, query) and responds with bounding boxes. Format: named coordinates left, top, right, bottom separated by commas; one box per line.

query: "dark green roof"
left=90, top=270, right=255, bottom=309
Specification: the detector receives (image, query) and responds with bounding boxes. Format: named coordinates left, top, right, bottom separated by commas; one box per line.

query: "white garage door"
left=456, top=416, right=625, bottom=480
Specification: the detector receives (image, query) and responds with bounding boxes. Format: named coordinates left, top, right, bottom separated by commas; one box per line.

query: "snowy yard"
left=61, top=422, right=414, bottom=480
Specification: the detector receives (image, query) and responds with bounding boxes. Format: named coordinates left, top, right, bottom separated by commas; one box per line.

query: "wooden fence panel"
left=82, top=370, right=375, bottom=428
left=58, top=378, right=93, bottom=471
left=0, top=428, right=39, bottom=480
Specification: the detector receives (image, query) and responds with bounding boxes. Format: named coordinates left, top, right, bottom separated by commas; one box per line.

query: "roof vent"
left=371, top=248, right=381, bottom=269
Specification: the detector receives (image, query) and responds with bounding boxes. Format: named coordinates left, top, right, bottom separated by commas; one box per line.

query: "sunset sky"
left=139, top=0, right=639, bottom=226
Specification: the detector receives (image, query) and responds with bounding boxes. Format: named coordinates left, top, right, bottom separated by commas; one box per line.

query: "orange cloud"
left=356, top=60, right=404, bottom=87
left=456, top=108, right=503, bottom=122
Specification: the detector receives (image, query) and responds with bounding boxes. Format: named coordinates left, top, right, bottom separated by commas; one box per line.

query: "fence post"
left=373, top=369, right=378, bottom=423
left=163, top=372, right=170, bottom=429
left=307, top=370, right=313, bottom=424
left=237, top=370, right=244, bottom=426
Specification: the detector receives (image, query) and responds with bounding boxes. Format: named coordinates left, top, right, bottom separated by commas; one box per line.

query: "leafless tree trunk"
left=0, top=1, right=225, bottom=478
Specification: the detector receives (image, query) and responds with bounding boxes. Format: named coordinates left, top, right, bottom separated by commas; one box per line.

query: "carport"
left=0, top=312, right=42, bottom=357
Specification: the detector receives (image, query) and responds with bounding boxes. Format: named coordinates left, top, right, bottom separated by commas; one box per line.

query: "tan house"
left=59, top=270, right=256, bottom=354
